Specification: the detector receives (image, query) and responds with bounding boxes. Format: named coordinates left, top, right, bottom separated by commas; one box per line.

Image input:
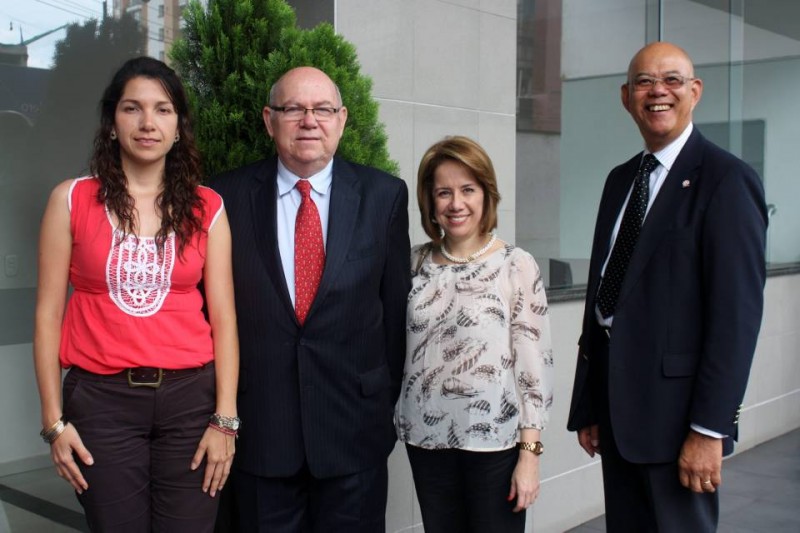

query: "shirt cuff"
left=690, top=423, right=726, bottom=439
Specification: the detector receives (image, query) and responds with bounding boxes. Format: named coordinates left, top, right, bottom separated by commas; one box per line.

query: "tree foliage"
left=171, top=0, right=398, bottom=178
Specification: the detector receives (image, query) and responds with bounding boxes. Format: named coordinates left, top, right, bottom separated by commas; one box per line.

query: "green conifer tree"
left=172, top=0, right=398, bottom=178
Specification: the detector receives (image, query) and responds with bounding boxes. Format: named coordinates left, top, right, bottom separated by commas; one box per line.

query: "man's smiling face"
left=621, top=42, right=703, bottom=152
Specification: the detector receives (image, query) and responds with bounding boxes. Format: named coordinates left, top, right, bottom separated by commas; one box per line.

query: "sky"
left=0, top=0, right=109, bottom=69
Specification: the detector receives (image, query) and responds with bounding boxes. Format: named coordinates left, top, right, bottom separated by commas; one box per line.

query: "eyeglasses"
left=269, top=106, right=340, bottom=121
left=629, top=75, right=695, bottom=91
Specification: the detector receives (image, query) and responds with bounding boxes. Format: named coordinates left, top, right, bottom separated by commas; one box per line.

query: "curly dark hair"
left=90, top=56, right=204, bottom=257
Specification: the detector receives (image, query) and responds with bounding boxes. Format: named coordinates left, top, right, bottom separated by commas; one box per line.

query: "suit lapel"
left=305, top=158, right=361, bottom=322
left=616, top=129, right=704, bottom=309
left=250, top=158, right=295, bottom=316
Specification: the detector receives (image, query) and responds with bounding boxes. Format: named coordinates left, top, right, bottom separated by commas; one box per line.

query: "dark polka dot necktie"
left=596, top=153, right=659, bottom=319
left=294, top=179, right=325, bottom=325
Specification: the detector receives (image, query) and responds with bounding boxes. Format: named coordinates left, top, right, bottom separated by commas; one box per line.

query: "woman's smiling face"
left=432, top=159, right=486, bottom=244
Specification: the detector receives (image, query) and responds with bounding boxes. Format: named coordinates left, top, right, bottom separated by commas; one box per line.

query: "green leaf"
left=171, top=0, right=398, bottom=179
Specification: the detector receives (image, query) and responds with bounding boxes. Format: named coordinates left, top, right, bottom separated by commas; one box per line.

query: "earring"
left=110, top=130, right=117, bottom=140
left=439, top=226, right=445, bottom=239
left=174, top=133, right=180, bottom=143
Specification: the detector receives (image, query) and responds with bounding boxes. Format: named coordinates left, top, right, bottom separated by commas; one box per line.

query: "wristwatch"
left=210, top=413, right=241, bottom=432
left=518, top=441, right=544, bottom=456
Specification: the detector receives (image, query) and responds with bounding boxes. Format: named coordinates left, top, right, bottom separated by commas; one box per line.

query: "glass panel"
left=517, top=0, right=800, bottom=291
left=662, top=0, right=800, bottom=264
left=0, top=4, right=145, bottom=347
left=518, top=0, right=654, bottom=289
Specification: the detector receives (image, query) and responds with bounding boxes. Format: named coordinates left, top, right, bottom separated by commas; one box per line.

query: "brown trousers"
left=63, top=363, right=219, bottom=532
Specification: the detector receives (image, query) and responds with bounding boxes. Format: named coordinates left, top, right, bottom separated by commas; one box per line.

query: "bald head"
left=263, top=66, right=348, bottom=178
left=621, top=41, right=703, bottom=152
left=269, top=67, right=343, bottom=108
left=628, top=42, right=695, bottom=80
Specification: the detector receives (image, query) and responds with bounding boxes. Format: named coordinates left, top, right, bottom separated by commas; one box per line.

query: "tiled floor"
left=567, top=428, right=800, bottom=532
left=0, top=467, right=87, bottom=532
left=1, top=429, right=798, bottom=532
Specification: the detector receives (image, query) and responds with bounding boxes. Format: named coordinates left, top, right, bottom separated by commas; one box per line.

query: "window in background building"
left=515, top=0, right=571, bottom=289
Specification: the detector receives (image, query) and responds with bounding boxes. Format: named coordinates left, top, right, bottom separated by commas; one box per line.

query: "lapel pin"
left=682, top=179, right=691, bottom=188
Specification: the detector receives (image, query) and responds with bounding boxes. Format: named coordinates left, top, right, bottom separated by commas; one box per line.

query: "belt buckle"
left=127, top=368, right=163, bottom=388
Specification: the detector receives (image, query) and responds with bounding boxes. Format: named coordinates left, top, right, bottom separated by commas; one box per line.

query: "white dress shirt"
left=276, top=159, right=333, bottom=307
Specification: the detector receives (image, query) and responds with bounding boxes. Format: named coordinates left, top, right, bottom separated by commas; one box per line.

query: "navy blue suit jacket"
left=213, top=156, right=411, bottom=478
left=567, top=128, right=767, bottom=463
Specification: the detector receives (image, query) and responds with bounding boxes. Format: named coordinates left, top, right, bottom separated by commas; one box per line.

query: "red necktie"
left=294, top=179, right=325, bottom=324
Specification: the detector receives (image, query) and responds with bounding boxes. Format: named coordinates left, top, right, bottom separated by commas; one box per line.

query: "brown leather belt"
left=71, top=363, right=213, bottom=389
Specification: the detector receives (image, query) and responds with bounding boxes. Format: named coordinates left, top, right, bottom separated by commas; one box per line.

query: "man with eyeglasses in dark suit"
left=213, top=66, right=410, bottom=531
left=568, top=42, right=767, bottom=532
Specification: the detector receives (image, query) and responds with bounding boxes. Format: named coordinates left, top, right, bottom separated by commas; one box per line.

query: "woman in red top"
left=33, top=57, right=239, bottom=532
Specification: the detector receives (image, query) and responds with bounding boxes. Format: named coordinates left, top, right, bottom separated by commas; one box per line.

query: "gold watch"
left=518, top=441, right=544, bottom=455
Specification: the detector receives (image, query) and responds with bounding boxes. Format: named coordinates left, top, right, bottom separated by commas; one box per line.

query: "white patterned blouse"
left=395, top=242, right=553, bottom=451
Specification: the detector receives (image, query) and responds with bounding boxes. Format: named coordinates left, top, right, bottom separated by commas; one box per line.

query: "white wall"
left=336, top=0, right=519, bottom=248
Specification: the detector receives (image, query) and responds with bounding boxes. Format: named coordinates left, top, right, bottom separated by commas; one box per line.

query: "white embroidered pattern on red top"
left=106, top=230, right=175, bottom=317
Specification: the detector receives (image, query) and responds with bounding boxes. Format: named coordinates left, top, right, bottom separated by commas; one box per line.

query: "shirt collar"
left=646, top=122, right=693, bottom=172
left=277, top=159, right=334, bottom=197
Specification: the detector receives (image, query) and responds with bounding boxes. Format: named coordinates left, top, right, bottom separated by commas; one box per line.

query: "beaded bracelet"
left=40, top=417, right=67, bottom=444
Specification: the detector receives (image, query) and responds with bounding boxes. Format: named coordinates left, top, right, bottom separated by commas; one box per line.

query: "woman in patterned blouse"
left=395, top=136, right=553, bottom=532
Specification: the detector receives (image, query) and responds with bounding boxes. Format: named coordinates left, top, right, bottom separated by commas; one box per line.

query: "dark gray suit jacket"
left=213, top=156, right=410, bottom=478
left=567, top=128, right=767, bottom=463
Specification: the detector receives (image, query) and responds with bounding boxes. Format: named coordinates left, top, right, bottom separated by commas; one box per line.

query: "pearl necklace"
left=440, top=232, right=497, bottom=264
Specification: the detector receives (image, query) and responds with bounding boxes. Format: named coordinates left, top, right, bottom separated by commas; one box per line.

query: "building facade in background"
left=113, top=0, right=191, bottom=62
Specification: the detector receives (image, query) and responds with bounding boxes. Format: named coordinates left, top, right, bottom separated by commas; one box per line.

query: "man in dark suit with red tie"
left=567, top=42, right=767, bottom=531
left=212, top=66, right=410, bottom=531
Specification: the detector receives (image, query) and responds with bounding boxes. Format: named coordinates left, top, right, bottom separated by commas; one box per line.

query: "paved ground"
left=1, top=428, right=798, bottom=532
left=567, top=428, right=800, bottom=532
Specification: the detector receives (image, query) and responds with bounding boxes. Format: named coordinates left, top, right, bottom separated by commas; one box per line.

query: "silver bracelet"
left=40, top=417, right=67, bottom=444
left=209, top=413, right=241, bottom=432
